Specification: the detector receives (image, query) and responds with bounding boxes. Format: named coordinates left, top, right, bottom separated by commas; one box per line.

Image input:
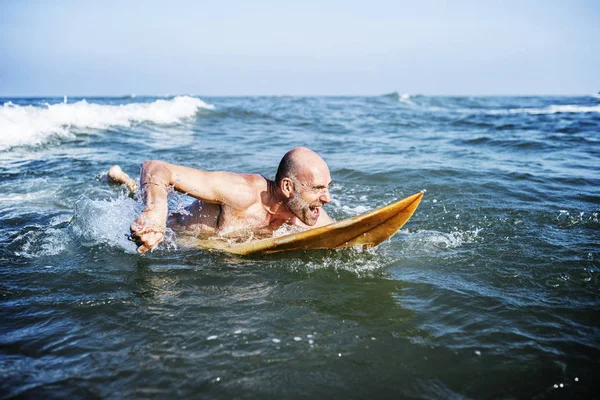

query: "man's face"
left=285, top=168, right=331, bottom=226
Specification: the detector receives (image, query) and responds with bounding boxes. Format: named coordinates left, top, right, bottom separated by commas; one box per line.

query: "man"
left=108, top=147, right=333, bottom=253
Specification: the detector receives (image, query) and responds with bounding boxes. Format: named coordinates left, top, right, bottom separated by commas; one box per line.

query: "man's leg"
left=107, top=165, right=138, bottom=194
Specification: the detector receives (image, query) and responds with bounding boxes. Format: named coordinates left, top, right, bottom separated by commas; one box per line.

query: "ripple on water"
left=2, top=95, right=600, bottom=399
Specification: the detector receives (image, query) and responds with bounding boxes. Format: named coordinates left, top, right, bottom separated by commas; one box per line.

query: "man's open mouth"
left=309, top=205, right=321, bottom=218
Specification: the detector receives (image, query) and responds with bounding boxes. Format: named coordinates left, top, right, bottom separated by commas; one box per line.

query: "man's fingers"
left=145, top=232, right=164, bottom=248
left=131, top=224, right=164, bottom=237
left=132, top=231, right=164, bottom=254
left=130, top=214, right=166, bottom=254
left=130, top=224, right=146, bottom=237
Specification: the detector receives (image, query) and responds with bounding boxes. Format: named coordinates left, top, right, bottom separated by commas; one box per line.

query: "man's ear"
left=281, top=177, right=295, bottom=198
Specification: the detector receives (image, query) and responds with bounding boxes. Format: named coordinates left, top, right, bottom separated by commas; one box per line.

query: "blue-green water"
left=1, top=94, right=599, bottom=399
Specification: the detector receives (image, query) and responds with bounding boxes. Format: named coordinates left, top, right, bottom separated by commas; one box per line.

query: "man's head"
left=276, top=147, right=332, bottom=226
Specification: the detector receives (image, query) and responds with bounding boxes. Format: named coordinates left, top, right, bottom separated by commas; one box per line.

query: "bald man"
left=108, top=147, right=333, bottom=253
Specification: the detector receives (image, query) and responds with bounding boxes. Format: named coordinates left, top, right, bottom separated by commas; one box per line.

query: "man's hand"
left=129, top=209, right=167, bottom=254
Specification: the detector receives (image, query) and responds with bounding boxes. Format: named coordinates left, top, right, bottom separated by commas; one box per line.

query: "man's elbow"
left=140, top=160, right=171, bottom=183
left=141, top=160, right=160, bottom=170
left=140, top=160, right=166, bottom=174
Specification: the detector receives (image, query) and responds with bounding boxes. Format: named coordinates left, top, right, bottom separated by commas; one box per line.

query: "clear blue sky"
left=1, top=0, right=598, bottom=96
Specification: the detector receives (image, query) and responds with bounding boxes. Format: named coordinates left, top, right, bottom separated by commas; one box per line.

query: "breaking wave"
left=485, top=104, right=600, bottom=115
left=0, top=96, right=213, bottom=150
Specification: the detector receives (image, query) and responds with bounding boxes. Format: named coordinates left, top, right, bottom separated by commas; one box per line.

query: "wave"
left=0, top=96, right=214, bottom=151
left=380, top=92, right=422, bottom=106
left=379, top=93, right=600, bottom=115
left=396, top=92, right=415, bottom=105
left=485, top=104, right=600, bottom=115
left=441, top=102, right=600, bottom=116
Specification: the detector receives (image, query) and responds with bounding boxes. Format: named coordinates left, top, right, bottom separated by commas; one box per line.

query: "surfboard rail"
left=194, top=191, right=423, bottom=255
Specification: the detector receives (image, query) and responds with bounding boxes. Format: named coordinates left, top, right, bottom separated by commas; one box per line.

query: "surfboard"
left=192, top=191, right=423, bottom=255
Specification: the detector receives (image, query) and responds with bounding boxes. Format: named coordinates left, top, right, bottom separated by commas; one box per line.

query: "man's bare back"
left=108, top=147, right=334, bottom=253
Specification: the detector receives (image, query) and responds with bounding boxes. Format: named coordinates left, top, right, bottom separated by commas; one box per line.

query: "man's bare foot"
left=107, top=165, right=139, bottom=194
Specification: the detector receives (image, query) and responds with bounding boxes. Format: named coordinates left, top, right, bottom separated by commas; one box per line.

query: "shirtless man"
left=107, top=147, right=333, bottom=253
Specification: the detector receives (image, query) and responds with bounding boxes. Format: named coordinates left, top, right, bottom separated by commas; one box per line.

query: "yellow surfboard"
left=192, top=191, right=423, bottom=255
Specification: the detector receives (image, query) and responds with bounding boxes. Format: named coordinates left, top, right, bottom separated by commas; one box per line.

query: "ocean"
left=1, top=94, right=598, bottom=399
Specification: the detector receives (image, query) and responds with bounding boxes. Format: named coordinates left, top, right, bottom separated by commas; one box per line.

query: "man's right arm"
left=128, top=161, right=171, bottom=253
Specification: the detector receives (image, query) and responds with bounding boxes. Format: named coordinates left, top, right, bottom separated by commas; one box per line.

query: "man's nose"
left=320, top=189, right=331, bottom=204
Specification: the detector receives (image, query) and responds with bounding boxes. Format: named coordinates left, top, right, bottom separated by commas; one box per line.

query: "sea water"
left=1, top=94, right=598, bottom=398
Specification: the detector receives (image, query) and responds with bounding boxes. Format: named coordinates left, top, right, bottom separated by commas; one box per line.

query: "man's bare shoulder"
left=221, top=173, right=268, bottom=209
left=239, top=173, right=269, bottom=189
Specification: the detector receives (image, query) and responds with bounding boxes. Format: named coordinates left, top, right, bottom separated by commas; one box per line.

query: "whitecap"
left=0, top=96, right=214, bottom=150
left=484, top=104, right=600, bottom=115
left=397, top=93, right=415, bottom=106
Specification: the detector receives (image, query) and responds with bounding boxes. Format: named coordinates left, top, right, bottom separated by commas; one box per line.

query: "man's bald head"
left=275, top=147, right=332, bottom=225
left=275, top=147, right=328, bottom=186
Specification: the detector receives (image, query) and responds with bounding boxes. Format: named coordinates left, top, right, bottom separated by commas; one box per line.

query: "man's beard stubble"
left=285, top=190, right=317, bottom=226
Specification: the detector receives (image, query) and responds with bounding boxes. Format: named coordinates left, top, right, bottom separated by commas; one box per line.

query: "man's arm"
left=129, top=160, right=256, bottom=253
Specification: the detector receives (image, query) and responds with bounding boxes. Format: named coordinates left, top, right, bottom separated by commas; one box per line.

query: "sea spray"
left=70, top=195, right=141, bottom=252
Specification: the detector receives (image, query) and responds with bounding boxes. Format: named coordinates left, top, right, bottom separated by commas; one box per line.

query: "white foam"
left=271, top=224, right=305, bottom=237
left=400, top=228, right=482, bottom=254
left=0, top=96, right=214, bottom=150
left=556, top=210, right=599, bottom=227
left=299, top=250, right=385, bottom=277
left=398, top=93, right=414, bottom=105
left=14, top=227, right=72, bottom=258
left=341, top=204, right=370, bottom=215
left=484, top=104, right=600, bottom=115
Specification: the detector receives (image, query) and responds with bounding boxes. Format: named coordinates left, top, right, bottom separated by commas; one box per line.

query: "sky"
left=1, top=0, right=599, bottom=96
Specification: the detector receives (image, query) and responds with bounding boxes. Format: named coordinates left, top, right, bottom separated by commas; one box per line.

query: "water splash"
left=270, top=247, right=389, bottom=278
left=399, top=228, right=482, bottom=254
left=556, top=210, right=599, bottom=227
left=12, top=226, right=72, bottom=258
left=70, top=195, right=141, bottom=252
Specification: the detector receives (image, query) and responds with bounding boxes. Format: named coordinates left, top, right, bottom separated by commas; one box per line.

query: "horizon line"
left=1, top=92, right=598, bottom=99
